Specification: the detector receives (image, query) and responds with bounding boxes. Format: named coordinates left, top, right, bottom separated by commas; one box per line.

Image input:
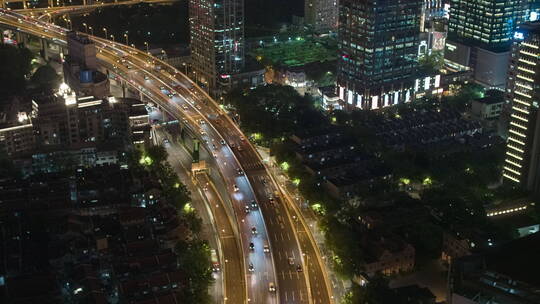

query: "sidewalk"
left=257, top=147, right=350, bottom=300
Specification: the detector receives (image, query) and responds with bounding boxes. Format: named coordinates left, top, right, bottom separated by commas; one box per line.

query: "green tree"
left=145, top=145, right=168, bottom=164
left=175, top=239, right=214, bottom=303
left=0, top=44, right=33, bottom=96
left=418, top=50, right=443, bottom=74
left=224, top=84, right=327, bottom=140
left=31, top=64, right=61, bottom=91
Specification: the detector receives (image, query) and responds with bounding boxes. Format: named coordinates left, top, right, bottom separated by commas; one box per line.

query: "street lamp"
left=88, top=26, right=93, bottom=36
left=82, top=22, right=87, bottom=33
left=144, top=41, right=149, bottom=53
left=182, top=62, right=187, bottom=75
left=110, top=34, right=115, bottom=42
left=102, top=27, right=107, bottom=39
left=123, top=32, right=128, bottom=45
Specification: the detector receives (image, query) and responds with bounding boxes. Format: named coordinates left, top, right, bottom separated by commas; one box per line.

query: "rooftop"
left=474, top=95, right=504, bottom=105
left=485, top=232, right=540, bottom=286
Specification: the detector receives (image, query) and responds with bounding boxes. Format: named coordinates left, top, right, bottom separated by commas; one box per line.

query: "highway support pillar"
left=40, top=38, right=49, bottom=61
left=121, top=80, right=126, bottom=98
left=192, top=139, right=200, bottom=163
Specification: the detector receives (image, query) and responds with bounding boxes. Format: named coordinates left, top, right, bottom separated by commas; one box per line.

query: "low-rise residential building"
left=358, top=204, right=431, bottom=231
left=324, top=164, right=392, bottom=200
left=393, top=285, right=437, bottom=304
left=471, top=95, right=504, bottom=120
left=361, top=108, right=483, bottom=151
left=363, top=233, right=416, bottom=276
left=441, top=227, right=492, bottom=264
left=0, top=104, right=35, bottom=157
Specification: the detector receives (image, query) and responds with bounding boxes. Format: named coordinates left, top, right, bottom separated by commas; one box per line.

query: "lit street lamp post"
left=123, top=32, right=128, bottom=45
left=82, top=22, right=88, bottom=33
left=144, top=41, right=149, bottom=53
left=182, top=62, right=188, bottom=75
left=88, top=26, right=93, bottom=36
left=110, top=34, right=115, bottom=42
left=102, top=27, right=107, bottom=39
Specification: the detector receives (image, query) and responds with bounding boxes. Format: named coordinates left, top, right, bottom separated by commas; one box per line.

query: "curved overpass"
left=0, top=9, right=334, bottom=304
left=6, top=0, right=176, bottom=14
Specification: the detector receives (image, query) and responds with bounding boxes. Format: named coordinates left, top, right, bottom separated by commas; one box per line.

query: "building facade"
left=0, top=111, right=35, bottom=157
left=337, top=0, right=434, bottom=110
left=448, top=0, right=528, bottom=48
left=445, top=0, right=529, bottom=89
left=189, top=0, right=245, bottom=95
left=304, top=0, right=338, bottom=33
left=503, top=21, right=540, bottom=195
left=63, top=31, right=110, bottom=98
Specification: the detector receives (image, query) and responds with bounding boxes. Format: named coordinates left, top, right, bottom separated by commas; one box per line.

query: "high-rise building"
left=448, top=0, right=528, bottom=48
left=337, top=0, right=440, bottom=110
left=189, top=0, right=245, bottom=95
left=444, top=0, right=529, bottom=89
left=304, top=0, right=338, bottom=33
left=503, top=21, right=540, bottom=194
left=63, top=31, right=110, bottom=98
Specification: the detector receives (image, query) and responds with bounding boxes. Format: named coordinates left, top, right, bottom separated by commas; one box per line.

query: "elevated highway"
left=0, top=9, right=334, bottom=304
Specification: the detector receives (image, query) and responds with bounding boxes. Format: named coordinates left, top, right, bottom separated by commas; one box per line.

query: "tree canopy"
left=225, top=84, right=327, bottom=140
left=30, top=64, right=61, bottom=91
left=0, top=44, right=33, bottom=96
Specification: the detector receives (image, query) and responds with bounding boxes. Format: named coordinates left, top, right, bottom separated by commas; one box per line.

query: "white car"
left=269, top=282, right=276, bottom=292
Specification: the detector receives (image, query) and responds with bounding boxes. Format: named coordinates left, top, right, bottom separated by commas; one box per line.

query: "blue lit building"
left=444, top=0, right=530, bottom=89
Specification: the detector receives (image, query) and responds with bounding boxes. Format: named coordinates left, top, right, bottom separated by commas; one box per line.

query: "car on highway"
left=288, top=257, right=294, bottom=265
left=211, top=249, right=220, bottom=272
left=233, top=184, right=239, bottom=192
left=250, top=200, right=258, bottom=209
left=296, top=264, right=303, bottom=272
left=212, top=144, right=217, bottom=150
left=248, top=263, right=254, bottom=272
left=251, top=227, right=257, bottom=234
left=249, top=242, right=254, bottom=251
left=263, top=242, right=270, bottom=253
left=237, top=168, right=244, bottom=175
left=245, top=205, right=250, bottom=213
left=269, top=282, right=276, bottom=292
left=220, top=139, right=226, bottom=145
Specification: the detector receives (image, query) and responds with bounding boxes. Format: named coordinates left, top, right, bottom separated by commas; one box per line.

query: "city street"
left=0, top=11, right=333, bottom=304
